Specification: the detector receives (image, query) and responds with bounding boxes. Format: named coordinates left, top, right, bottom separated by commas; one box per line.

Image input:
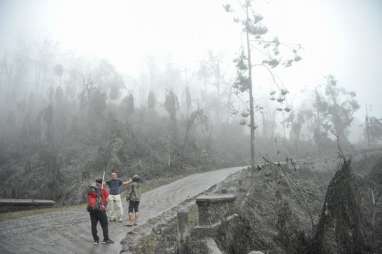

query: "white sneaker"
left=101, top=239, right=114, bottom=244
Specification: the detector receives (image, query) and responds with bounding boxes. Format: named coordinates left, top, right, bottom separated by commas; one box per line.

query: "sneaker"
left=101, top=239, right=114, bottom=244
left=93, top=240, right=99, bottom=245
left=118, top=218, right=123, bottom=223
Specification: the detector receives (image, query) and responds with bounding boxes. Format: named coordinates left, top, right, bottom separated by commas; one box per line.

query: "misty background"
left=2, top=0, right=382, bottom=115
left=0, top=0, right=381, bottom=203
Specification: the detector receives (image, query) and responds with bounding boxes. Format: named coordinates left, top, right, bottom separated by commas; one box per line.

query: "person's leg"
left=113, top=194, right=118, bottom=221
left=109, top=195, right=116, bottom=222
left=116, top=194, right=123, bottom=222
left=106, top=199, right=112, bottom=222
left=127, top=201, right=134, bottom=226
left=98, top=210, right=110, bottom=241
left=133, top=201, right=140, bottom=225
left=89, top=210, right=99, bottom=242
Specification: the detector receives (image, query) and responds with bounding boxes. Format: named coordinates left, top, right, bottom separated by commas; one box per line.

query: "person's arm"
left=122, top=178, right=132, bottom=186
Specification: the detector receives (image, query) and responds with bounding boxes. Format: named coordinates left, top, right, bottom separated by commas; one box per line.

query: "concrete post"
left=177, top=208, right=190, bottom=254
left=196, top=194, right=236, bottom=226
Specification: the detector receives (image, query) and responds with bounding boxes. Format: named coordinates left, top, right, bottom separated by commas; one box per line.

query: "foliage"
left=164, top=90, right=179, bottom=120
left=0, top=44, right=249, bottom=203
left=366, top=117, right=382, bottom=143
left=307, top=159, right=374, bottom=254
left=313, top=75, right=360, bottom=148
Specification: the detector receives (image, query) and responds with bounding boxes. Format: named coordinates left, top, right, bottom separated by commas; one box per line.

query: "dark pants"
left=89, top=209, right=109, bottom=241
left=128, top=200, right=140, bottom=213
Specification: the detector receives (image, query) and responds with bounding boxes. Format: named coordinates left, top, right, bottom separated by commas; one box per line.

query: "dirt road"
left=0, top=167, right=242, bottom=254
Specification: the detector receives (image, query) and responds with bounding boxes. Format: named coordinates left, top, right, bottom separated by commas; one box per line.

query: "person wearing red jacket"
left=87, top=178, right=114, bottom=245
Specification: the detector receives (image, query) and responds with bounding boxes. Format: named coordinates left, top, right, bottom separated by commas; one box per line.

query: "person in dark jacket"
left=87, top=178, right=114, bottom=245
left=106, top=172, right=131, bottom=223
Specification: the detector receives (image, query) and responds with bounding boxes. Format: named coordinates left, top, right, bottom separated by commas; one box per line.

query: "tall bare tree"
left=223, top=0, right=301, bottom=170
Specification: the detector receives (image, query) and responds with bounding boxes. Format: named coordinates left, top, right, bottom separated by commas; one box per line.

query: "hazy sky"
left=1, top=0, right=381, bottom=117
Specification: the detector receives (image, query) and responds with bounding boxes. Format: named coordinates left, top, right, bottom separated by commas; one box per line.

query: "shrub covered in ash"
left=214, top=162, right=330, bottom=254
left=306, top=159, right=375, bottom=254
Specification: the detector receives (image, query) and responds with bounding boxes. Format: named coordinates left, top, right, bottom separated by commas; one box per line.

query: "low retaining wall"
left=0, top=198, right=56, bottom=212
left=177, top=194, right=238, bottom=254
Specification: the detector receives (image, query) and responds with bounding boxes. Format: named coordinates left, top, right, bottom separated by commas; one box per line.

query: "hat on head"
left=89, top=183, right=97, bottom=190
left=132, top=174, right=140, bottom=182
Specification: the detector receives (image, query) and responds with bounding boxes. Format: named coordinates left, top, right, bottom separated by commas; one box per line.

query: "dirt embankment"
left=213, top=161, right=332, bottom=254
left=216, top=155, right=382, bottom=254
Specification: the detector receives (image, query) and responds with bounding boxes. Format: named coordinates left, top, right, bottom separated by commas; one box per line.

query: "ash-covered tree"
left=122, top=93, right=135, bottom=117
left=313, top=75, right=360, bottom=151
left=184, top=86, right=192, bottom=116
left=223, top=0, right=302, bottom=170
left=285, top=109, right=311, bottom=154
left=197, top=51, right=224, bottom=95
left=94, top=60, right=125, bottom=100
left=181, top=109, right=208, bottom=164
left=164, top=90, right=180, bottom=167
left=365, top=116, right=382, bottom=145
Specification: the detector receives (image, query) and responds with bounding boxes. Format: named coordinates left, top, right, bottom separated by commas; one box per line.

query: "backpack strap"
left=130, top=183, right=136, bottom=200
left=95, top=188, right=101, bottom=209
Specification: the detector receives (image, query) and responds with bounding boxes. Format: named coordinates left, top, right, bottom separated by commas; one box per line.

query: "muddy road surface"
left=0, top=167, right=242, bottom=254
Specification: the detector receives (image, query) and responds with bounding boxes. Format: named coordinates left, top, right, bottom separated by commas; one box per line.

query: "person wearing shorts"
left=127, top=175, right=141, bottom=226
left=129, top=200, right=140, bottom=213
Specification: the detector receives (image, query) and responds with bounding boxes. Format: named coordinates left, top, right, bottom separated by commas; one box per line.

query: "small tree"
left=92, top=60, right=125, bottom=101
left=313, top=75, right=360, bottom=151
left=197, top=51, right=223, bottom=95
left=164, top=90, right=180, bottom=167
left=123, top=93, right=135, bottom=116
left=181, top=109, right=208, bottom=164
left=365, top=116, right=382, bottom=145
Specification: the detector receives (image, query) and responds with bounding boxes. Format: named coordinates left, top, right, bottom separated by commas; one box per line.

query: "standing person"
left=87, top=178, right=114, bottom=245
left=106, top=172, right=131, bottom=222
left=126, top=174, right=141, bottom=226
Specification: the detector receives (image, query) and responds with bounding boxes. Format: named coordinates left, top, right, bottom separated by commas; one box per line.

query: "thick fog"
left=2, top=2, right=382, bottom=254
left=0, top=0, right=381, bottom=201
left=1, top=0, right=381, bottom=110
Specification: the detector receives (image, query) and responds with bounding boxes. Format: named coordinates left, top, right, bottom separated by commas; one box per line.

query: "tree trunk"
left=246, top=3, right=255, bottom=172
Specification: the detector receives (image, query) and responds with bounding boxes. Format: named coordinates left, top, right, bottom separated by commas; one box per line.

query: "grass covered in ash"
left=213, top=161, right=334, bottom=254
left=212, top=154, right=382, bottom=254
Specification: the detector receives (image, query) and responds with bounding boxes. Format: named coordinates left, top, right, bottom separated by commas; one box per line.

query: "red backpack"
left=87, top=185, right=109, bottom=211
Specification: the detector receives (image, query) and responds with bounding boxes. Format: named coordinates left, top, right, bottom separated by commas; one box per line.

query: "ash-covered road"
left=0, top=167, right=242, bottom=254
